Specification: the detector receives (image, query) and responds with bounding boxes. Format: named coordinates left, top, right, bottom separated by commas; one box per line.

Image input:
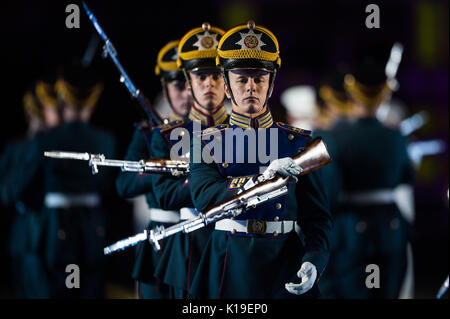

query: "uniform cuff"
left=302, top=250, right=329, bottom=280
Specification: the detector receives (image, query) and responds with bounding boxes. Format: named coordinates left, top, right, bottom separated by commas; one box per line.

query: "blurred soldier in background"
left=0, top=77, right=60, bottom=298
left=151, top=23, right=227, bottom=299
left=326, top=58, right=415, bottom=298
left=281, top=85, right=319, bottom=131
left=115, top=40, right=192, bottom=299
left=8, top=63, right=116, bottom=298
left=311, top=68, right=356, bottom=297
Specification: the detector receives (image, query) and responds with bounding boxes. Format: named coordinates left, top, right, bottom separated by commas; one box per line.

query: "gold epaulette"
left=136, top=121, right=150, bottom=131
left=159, top=120, right=186, bottom=133
left=194, top=124, right=229, bottom=137
left=275, top=122, right=312, bottom=137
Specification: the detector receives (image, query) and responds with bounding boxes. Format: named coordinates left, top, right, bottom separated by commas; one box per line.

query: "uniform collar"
left=357, top=116, right=380, bottom=125
left=229, top=106, right=274, bottom=129
left=188, top=103, right=228, bottom=126
left=168, top=112, right=185, bottom=122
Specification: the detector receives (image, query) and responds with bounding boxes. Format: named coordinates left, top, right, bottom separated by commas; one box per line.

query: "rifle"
left=385, top=42, right=403, bottom=91
left=103, top=137, right=331, bottom=254
left=407, top=139, right=446, bottom=166
left=436, top=275, right=449, bottom=299
left=399, top=111, right=428, bottom=136
left=44, top=151, right=188, bottom=176
left=82, top=2, right=163, bottom=127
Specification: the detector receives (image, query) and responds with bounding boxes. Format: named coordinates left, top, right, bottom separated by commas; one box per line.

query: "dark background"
left=0, top=0, right=448, bottom=298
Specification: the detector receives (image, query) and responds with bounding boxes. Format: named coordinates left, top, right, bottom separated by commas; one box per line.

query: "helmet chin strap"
left=222, top=69, right=277, bottom=112
left=183, top=68, right=226, bottom=113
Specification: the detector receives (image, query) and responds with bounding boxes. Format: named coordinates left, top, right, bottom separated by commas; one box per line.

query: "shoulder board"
left=159, top=120, right=186, bottom=133
left=275, top=122, right=312, bottom=136
left=194, top=124, right=230, bottom=137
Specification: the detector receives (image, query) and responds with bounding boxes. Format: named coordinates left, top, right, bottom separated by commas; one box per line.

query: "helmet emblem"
left=236, top=29, right=266, bottom=50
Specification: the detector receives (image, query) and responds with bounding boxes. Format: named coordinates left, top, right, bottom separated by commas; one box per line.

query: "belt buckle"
left=247, top=220, right=266, bottom=234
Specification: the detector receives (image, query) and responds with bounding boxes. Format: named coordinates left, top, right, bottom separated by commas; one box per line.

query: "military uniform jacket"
left=151, top=105, right=229, bottom=293
left=331, top=117, right=414, bottom=253
left=115, top=120, right=183, bottom=285
left=188, top=109, right=332, bottom=298
left=1, top=136, right=50, bottom=298
left=115, top=122, right=158, bottom=207
left=10, top=122, right=116, bottom=282
left=312, top=119, right=351, bottom=211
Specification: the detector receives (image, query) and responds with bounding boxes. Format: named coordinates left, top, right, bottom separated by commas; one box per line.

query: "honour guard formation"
left=0, top=2, right=448, bottom=300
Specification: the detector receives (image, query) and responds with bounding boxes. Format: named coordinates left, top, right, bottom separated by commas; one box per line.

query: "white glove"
left=261, top=157, right=303, bottom=183
left=285, top=262, right=317, bottom=295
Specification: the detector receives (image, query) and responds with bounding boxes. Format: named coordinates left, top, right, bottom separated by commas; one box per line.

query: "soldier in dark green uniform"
left=10, top=64, right=116, bottom=298
left=115, top=40, right=192, bottom=299
left=311, top=69, right=356, bottom=297
left=1, top=79, right=60, bottom=298
left=151, top=23, right=227, bottom=299
left=188, top=21, right=333, bottom=298
left=327, top=58, right=415, bottom=298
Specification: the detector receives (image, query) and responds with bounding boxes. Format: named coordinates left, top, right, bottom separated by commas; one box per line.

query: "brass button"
left=231, top=229, right=237, bottom=234
left=222, top=162, right=229, bottom=168
left=274, top=216, right=280, bottom=221
left=288, top=134, right=294, bottom=141
left=227, top=176, right=232, bottom=179
left=179, top=130, right=185, bottom=136
left=275, top=203, right=282, bottom=210
left=273, top=231, right=278, bottom=236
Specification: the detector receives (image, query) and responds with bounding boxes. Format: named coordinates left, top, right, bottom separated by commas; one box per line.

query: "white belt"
left=180, top=207, right=199, bottom=220
left=215, top=219, right=297, bottom=235
left=148, top=208, right=180, bottom=223
left=44, top=192, right=100, bottom=208
left=340, top=189, right=396, bottom=205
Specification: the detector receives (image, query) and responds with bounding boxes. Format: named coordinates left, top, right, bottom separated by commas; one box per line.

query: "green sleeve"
left=296, top=168, right=333, bottom=279
left=151, top=129, right=193, bottom=210
left=9, top=137, right=44, bottom=204
left=189, top=134, right=237, bottom=212
left=115, top=128, right=154, bottom=199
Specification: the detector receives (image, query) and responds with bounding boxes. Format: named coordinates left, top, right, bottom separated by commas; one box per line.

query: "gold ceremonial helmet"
left=216, top=20, right=281, bottom=72
left=216, top=21, right=281, bottom=107
left=344, top=59, right=394, bottom=109
left=177, top=22, right=225, bottom=72
left=23, top=90, right=43, bottom=120
left=155, top=40, right=185, bottom=82
left=55, top=64, right=103, bottom=110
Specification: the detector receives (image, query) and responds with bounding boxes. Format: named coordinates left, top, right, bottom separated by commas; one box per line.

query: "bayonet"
left=44, top=151, right=188, bottom=176
left=82, top=2, right=163, bottom=127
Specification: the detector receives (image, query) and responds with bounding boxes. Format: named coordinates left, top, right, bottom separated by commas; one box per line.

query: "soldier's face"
left=166, top=80, right=191, bottom=117
left=188, top=70, right=225, bottom=110
left=42, top=105, right=60, bottom=128
left=226, top=70, right=272, bottom=115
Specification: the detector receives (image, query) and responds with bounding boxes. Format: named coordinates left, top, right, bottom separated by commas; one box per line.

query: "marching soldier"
left=1, top=79, right=60, bottom=298
left=9, top=63, right=116, bottom=298
left=115, top=40, right=192, bottom=299
left=188, top=21, right=332, bottom=298
left=150, top=23, right=227, bottom=298
left=115, top=39, right=194, bottom=298
left=329, top=58, right=414, bottom=298
left=311, top=68, right=356, bottom=297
